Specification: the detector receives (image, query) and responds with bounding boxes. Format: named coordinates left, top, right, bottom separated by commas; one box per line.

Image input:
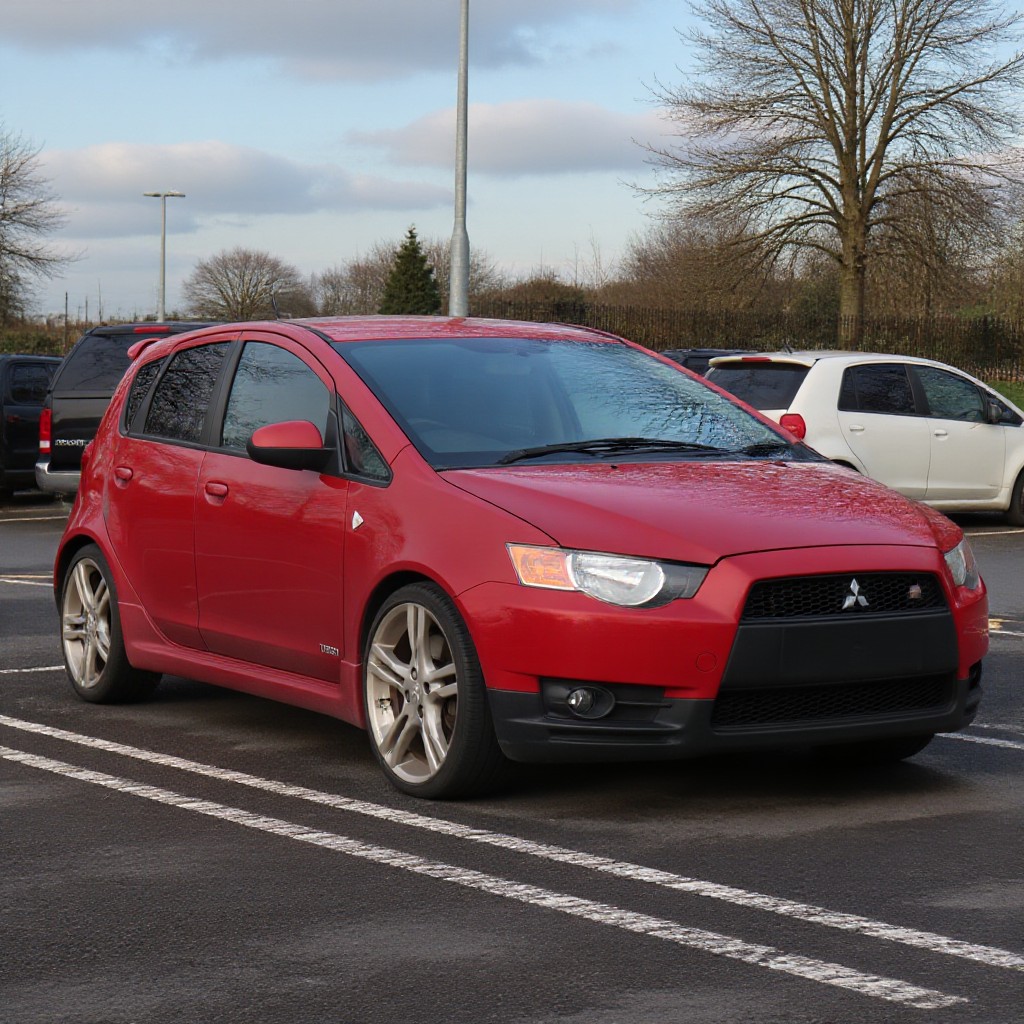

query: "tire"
left=813, top=733, right=934, bottom=766
left=60, top=544, right=161, bottom=703
left=363, top=583, right=505, bottom=799
left=1006, top=471, right=1024, bottom=527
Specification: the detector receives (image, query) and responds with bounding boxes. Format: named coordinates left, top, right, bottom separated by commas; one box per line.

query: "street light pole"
left=143, top=190, right=186, bottom=321
left=449, top=0, right=470, bottom=317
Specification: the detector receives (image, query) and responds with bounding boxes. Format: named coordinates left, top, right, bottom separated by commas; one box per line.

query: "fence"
left=472, top=301, right=1024, bottom=381
left=4, top=307, right=1024, bottom=380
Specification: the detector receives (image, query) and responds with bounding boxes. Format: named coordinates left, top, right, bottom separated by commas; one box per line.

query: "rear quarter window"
left=706, top=363, right=809, bottom=410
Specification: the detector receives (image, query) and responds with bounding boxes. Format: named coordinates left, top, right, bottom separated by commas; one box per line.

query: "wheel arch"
left=357, top=570, right=452, bottom=663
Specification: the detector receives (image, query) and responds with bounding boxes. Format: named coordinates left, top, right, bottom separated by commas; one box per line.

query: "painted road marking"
left=943, top=733, right=1024, bottom=752
left=0, top=742, right=966, bottom=1010
left=0, top=666, right=64, bottom=675
left=0, top=714, right=1020, bottom=974
left=0, top=515, right=69, bottom=524
left=0, top=578, right=51, bottom=588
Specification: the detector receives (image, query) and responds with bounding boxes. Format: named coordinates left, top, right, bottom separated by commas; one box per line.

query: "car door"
left=835, top=363, right=931, bottom=498
left=912, top=365, right=1005, bottom=501
left=105, top=340, right=235, bottom=648
left=3, top=360, right=55, bottom=471
left=194, top=335, right=349, bottom=683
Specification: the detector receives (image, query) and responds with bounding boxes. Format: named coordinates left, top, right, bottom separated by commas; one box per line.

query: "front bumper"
left=489, top=667, right=982, bottom=763
left=460, top=543, right=989, bottom=763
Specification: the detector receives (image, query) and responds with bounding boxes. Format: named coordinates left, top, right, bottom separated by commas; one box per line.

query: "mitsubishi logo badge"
left=842, top=578, right=869, bottom=610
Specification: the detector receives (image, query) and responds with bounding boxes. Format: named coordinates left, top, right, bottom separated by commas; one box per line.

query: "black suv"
left=36, top=323, right=211, bottom=496
left=0, top=354, right=62, bottom=498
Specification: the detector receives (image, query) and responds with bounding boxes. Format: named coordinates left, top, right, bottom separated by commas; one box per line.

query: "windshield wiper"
left=737, top=440, right=796, bottom=457
left=497, top=437, right=728, bottom=465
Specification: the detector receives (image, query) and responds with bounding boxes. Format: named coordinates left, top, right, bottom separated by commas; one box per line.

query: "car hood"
left=444, top=461, right=959, bottom=564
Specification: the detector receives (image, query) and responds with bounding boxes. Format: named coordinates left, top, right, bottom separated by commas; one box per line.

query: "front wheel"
left=363, top=583, right=505, bottom=799
left=60, top=545, right=161, bottom=703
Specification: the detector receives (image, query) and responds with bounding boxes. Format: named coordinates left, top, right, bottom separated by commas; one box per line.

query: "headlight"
left=944, top=538, right=981, bottom=590
left=507, top=545, right=707, bottom=607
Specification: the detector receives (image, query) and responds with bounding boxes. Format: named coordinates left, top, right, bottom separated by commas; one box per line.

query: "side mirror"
left=986, top=400, right=1005, bottom=425
left=246, top=420, right=331, bottom=472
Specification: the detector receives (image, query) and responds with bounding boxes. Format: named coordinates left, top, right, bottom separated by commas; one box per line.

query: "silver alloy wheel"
left=366, top=601, right=459, bottom=785
left=62, top=557, right=112, bottom=691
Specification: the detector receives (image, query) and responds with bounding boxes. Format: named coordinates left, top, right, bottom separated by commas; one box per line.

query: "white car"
left=706, top=351, right=1024, bottom=524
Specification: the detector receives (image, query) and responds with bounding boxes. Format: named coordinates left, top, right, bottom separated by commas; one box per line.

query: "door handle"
left=205, top=481, right=229, bottom=498
left=933, top=429, right=948, bottom=438
left=848, top=424, right=865, bottom=433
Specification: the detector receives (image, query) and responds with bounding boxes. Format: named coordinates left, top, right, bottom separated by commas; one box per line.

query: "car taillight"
left=39, top=407, right=52, bottom=454
left=779, top=413, right=806, bottom=440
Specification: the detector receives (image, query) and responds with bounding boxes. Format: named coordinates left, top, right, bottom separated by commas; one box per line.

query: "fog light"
left=565, top=686, right=614, bottom=719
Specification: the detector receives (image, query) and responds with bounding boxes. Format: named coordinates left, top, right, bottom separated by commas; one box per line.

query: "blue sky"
left=1, top=0, right=701, bottom=319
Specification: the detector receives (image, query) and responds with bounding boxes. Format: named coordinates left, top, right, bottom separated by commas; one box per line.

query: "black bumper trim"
left=487, top=673, right=981, bottom=764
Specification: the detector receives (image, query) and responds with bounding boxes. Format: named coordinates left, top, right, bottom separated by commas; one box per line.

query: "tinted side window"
left=124, top=359, right=165, bottom=433
left=913, top=366, right=985, bottom=422
left=7, top=363, right=54, bottom=404
left=839, top=365, right=915, bottom=415
left=221, top=342, right=330, bottom=450
left=705, top=364, right=809, bottom=410
left=145, top=344, right=230, bottom=443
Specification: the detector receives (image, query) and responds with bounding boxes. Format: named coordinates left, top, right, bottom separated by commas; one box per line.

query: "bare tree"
left=182, top=248, right=315, bottom=320
left=0, top=128, right=71, bottom=322
left=647, top=0, right=1024, bottom=343
left=311, top=245, right=395, bottom=315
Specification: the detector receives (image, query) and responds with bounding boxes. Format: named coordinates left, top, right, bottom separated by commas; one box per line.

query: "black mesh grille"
left=743, top=573, right=946, bottom=620
left=711, top=676, right=954, bottom=731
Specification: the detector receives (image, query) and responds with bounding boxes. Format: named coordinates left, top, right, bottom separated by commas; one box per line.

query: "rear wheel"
left=363, top=583, right=505, bottom=799
left=60, top=545, right=160, bottom=703
left=814, top=733, right=934, bottom=766
left=1006, top=471, right=1024, bottom=527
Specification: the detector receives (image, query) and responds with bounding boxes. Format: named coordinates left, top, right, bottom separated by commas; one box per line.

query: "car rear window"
left=54, top=333, right=136, bottom=393
left=706, top=363, right=809, bottom=410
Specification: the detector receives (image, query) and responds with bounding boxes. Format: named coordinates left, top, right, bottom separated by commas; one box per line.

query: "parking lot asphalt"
left=1, top=494, right=1022, bottom=1024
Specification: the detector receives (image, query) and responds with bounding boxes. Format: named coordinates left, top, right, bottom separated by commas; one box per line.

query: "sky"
left=0, top=0, right=702, bottom=320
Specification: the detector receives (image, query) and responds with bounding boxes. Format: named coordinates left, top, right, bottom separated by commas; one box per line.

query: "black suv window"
left=705, top=362, right=809, bottom=410
left=54, top=333, right=136, bottom=392
left=839, top=364, right=916, bottom=415
left=7, top=363, right=55, bottom=404
left=220, top=342, right=330, bottom=451
left=145, top=344, right=230, bottom=443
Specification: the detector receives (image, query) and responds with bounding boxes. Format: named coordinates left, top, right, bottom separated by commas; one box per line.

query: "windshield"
left=336, top=336, right=801, bottom=469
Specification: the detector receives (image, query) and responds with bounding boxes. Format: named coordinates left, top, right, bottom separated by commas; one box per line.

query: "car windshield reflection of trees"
left=338, top=337, right=796, bottom=469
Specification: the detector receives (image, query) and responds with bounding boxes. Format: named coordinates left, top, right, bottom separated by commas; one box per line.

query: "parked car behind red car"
left=55, top=317, right=988, bottom=798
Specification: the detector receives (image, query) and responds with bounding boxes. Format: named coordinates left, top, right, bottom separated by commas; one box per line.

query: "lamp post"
left=143, top=190, right=186, bottom=321
left=449, top=0, right=470, bottom=317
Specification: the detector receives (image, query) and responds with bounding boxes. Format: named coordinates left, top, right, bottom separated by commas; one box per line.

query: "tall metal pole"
left=449, top=0, right=470, bottom=317
left=144, top=191, right=186, bottom=321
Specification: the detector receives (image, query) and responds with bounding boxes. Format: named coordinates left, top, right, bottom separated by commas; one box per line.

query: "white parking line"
left=0, top=714, right=1020, bottom=974
left=0, top=515, right=69, bottom=524
left=964, top=527, right=1024, bottom=537
left=943, top=733, right=1024, bottom=752
left=0, top=741, right=966, bottom=1010
left=0, top=578, right=51, bottom=588
left=0, top=666, right=63, bottom=675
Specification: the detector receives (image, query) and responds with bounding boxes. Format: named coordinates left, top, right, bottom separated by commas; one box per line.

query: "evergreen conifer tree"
left=378, top=227, right=442, bottom=315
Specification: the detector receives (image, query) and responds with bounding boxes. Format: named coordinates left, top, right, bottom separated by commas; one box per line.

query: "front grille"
left=743, top=573, right=946, bottom=620
left=711, top=675, right=955, bottom=731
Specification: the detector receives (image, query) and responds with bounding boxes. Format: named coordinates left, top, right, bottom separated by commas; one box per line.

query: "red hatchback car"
left=55, top=317, right=988, bottom=797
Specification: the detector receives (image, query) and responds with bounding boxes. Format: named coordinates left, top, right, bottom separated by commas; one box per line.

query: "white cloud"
left=41, top=141, right=451, bottom=239
left=350, top=100, right=667, bottom=176
left=3, top=0, right=644, bottom=79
